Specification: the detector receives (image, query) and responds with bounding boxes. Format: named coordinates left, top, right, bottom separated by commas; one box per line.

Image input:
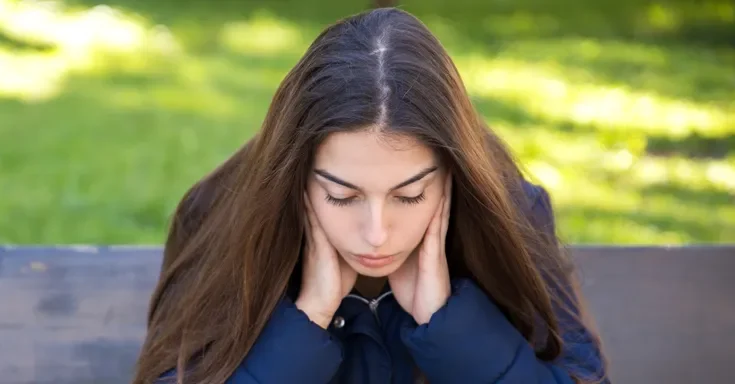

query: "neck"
left=354, top=275, right=388, bottom=299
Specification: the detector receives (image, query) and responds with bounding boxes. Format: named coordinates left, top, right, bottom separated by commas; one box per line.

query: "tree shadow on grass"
left=404, top=0, right=735, bottom=47
left=558, top=205, right=733, bottom=244
left=557, top=181, right=735, bottom=244
left=0, top=30, right=55, bottom=52
left=56, top=0, right=735, bottom=109
left=641, top=184, right=735, bottom=207
left=646, top=133, right=735, bottom=159
left=470, top=96, right=545, bottom=127
left=509, top=115, right=735, bottom=160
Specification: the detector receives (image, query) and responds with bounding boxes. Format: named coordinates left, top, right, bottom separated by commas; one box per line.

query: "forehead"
left=313, top=129, right=435, bottom=187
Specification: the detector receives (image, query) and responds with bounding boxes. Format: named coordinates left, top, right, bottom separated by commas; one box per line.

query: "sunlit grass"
left=0, top=0, right=181, bottom=101
left=1, top=0, right=733, bottom=244
left=458, top=51, right=733, bottom=138
left=219, top=10, right=307, bottom=56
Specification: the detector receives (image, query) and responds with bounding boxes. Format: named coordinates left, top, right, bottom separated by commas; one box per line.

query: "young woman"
left=133, top=7, right=608, bottom=384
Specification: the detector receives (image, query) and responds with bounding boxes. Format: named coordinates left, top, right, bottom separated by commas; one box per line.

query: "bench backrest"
left=1, top=246, right=733, bottom=383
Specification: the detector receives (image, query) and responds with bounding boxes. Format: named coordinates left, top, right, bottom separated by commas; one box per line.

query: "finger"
left=303, top=193, right=314, bottom=246
left=441, top=174, right=452, bottom=239
left=422, top=197, right=444, bottom=260
left=304, top=193, right=322, bottom=234
left=304, top=212, right=313, bottom=249
left=303, top=204, right=316, bottom=268
left=427, top=197, right=443, bottom=238
left=303, top=192, right=332, bottom=253
left=443, top=172, right=452, bottom=212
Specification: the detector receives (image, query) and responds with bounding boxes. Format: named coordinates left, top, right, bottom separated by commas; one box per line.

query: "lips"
left=353, top=253, right=395, bottom=268
left=355, top=254, right=391, bottom=260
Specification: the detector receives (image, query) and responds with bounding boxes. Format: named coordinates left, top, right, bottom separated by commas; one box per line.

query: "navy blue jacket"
left=160, top=182, right=607, bottom=383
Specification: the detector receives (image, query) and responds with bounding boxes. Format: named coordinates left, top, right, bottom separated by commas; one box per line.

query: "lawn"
left=1, top=0, right=733, bottom=244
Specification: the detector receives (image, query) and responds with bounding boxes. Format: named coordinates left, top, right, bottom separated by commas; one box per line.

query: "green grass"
left=1, top=0, right=734, bottom=244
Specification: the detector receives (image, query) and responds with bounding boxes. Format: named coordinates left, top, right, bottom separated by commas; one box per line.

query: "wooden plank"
left=0, top=246, right=733, bottom=384
left=0, top=246, right=161, bottom=384
left=572, top=246, right=735, bottom=384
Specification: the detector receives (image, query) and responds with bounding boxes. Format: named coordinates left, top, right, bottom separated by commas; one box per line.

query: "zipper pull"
left=368, top=299, right=379, bottom=316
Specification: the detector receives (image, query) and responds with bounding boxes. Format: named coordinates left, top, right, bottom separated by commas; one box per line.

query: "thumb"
left=420, top=197, right=445, bottom=264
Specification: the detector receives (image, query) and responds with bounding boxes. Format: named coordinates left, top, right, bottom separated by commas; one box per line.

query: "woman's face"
left=306, top=129, right=447, bottom=277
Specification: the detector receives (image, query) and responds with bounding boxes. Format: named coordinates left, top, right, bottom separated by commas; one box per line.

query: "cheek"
left=307, top=190, right=354, bottom=249
left=393, top=203, right=438, bottom=249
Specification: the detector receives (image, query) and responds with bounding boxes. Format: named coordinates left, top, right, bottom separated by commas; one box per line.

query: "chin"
left=353, top=265, right=397, bottom=278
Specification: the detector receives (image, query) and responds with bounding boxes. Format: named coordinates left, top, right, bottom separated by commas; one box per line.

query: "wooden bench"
left=1, top=245, right=733, bottom=383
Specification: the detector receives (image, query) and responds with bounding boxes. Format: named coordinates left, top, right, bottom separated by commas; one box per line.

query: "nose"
left=362, top=199, right=388, bottom=248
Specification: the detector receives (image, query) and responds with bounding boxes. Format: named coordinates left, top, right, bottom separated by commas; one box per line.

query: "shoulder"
left=518, top=178, right=557, bottom=237
left=520, top=178, right=545, bottom=201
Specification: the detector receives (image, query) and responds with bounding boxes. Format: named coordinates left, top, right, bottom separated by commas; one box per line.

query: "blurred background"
left=1, top=0, right=733, bottom=245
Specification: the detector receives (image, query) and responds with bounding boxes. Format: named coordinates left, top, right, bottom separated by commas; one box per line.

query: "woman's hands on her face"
left=295, top=194, right=358, bottom=329
left=389, top=173, right=452, bottom=325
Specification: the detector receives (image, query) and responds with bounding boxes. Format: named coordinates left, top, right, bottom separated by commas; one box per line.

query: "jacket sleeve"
left=400, top=279, right=575, bottom=383
left=400, top=182, right=607, bottom=383
left=157, top=298, right=343, bottom=383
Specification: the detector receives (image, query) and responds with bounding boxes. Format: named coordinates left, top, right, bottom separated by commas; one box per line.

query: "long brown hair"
left=133, top=8, right=606, bottom=384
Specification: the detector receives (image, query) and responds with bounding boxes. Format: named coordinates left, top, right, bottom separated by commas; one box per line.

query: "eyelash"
left=397, top=193, right=426, bottom=205
left=325, top=193, right=426, bottom=207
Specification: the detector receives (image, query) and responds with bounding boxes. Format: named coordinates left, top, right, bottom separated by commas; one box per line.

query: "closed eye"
left=324, top=193, right=426, bottom=207
left=396, top=192, right=425, bottom=205
left=325, top=194, right=356, bottom=207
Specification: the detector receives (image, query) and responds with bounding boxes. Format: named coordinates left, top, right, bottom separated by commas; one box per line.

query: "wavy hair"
left=133, top=8, right=606, bottom=384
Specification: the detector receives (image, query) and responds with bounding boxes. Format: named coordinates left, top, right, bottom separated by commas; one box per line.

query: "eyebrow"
left=314, top=165, right=438, bottom=191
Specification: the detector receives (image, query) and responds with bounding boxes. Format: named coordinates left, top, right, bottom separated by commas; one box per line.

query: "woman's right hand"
left=295, top=193, right=358, bottom=329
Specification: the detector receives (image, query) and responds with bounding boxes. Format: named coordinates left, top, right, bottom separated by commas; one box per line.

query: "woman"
left=134, top=7, right=608, bottom=384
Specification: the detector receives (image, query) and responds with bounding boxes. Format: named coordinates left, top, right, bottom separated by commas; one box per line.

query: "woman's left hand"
left=389, top=173, right=452, bottom=325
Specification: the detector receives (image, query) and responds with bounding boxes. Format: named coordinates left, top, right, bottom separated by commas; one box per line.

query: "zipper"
left=344, top=290, right=394, bottom=383
left=345, top=290, right=393, bottom=322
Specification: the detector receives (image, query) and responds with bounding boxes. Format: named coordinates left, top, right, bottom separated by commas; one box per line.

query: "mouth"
left=352, top=253, right=395, bottom=268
